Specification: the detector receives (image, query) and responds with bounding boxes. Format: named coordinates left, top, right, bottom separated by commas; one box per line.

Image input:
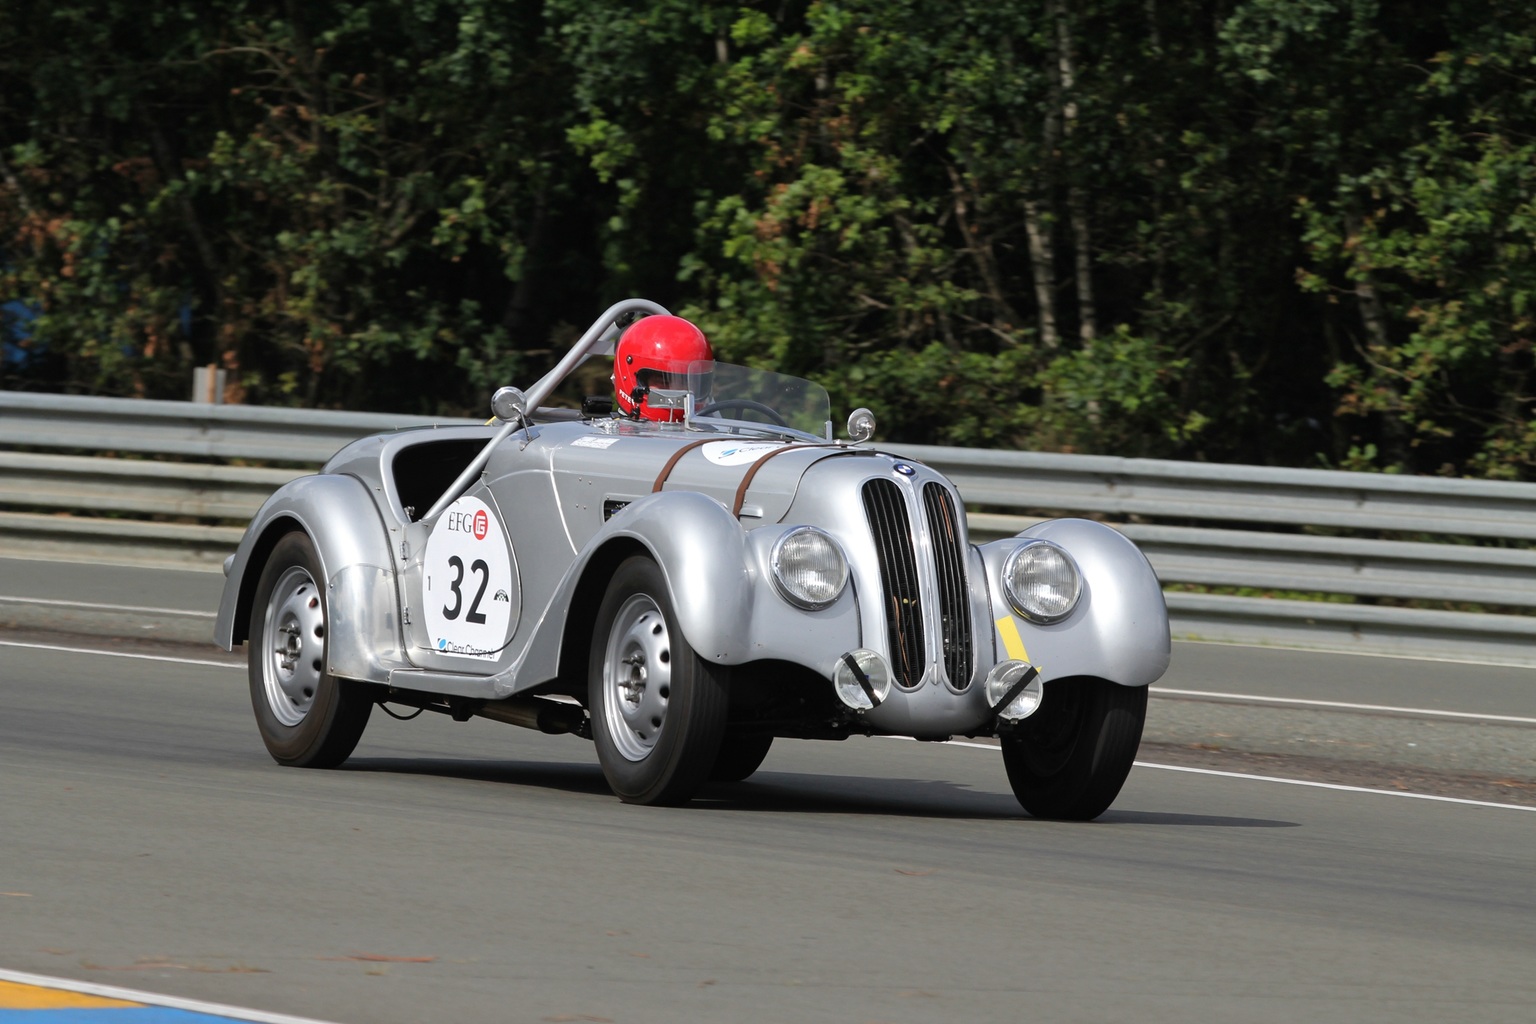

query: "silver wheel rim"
left=600, top=593, right=672, bottom=762
left=261, top=565, right=326, bottom=728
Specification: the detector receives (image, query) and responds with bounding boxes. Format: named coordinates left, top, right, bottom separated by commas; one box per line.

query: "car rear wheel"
left=589, top=556, right=728, bottom=805
left=248, top=532, right=373, bottom=768
left=710, top=733, right=774, bottom=782
left=1000, top=677, right=1146, bottom=821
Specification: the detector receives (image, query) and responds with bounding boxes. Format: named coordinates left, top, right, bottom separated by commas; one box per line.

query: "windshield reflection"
left=685, top=361, right=832, bottom=439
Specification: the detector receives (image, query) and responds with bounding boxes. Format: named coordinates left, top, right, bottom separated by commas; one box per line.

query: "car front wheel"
left=1000, top=677, right=1146, bottom=821
left=710, top=733, right=773, bottom=782
left=589, top=556, right=729, bottom=805
left=247, top=532, right=373, bottom=768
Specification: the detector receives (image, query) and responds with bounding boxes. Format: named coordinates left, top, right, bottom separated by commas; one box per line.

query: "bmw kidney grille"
left=860, top=478, right=974, bottom=689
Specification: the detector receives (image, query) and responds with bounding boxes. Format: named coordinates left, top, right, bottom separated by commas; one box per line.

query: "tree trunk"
left=0, top=151, right=34, bottom=217
left=1069, top=190, right=1096, bottom=345
left=1346, top=212, right=1411, bottom=471
left=1021, top=12, right=1066, bottom=354
left=1055, top=0, right=1096, bottom=345
left=1023, top=199, right=1059, bottom=350
left=141, top=107, right=217, bottom=368
left=947, top=164, right=1022, bottom=338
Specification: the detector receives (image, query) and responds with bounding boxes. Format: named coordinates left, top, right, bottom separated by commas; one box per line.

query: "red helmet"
left=613, top=315, right=713, bottom=421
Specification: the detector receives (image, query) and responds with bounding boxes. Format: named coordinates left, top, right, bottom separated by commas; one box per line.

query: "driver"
left=613, top=314, right=713, bottom=422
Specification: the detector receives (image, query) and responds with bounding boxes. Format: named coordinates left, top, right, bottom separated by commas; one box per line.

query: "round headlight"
left=1002, top=541, right=1082, bottom=623
left=771, top=528, right=849, bottom=609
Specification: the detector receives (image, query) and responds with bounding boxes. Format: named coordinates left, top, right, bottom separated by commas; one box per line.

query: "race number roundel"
left=701, top=440, right=783, bottom=466
left=422, top=496, right=514, bottom=660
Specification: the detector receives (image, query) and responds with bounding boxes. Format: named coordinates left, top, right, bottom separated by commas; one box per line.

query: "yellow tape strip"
left=0, top=979, right=141, bottom=1009
left=994, top=615, right=1029, bottom=663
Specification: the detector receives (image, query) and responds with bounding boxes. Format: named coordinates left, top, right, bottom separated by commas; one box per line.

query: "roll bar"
left=421, top=298, right=671, bottom=523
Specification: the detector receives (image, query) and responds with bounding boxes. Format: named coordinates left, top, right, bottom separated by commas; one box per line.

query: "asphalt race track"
left=1, top=559, right=1534, bottom=1023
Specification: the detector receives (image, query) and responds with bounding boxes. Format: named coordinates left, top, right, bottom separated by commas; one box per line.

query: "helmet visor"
left=634, top=367, right=696, bottom=393
left=637, top=361, right=713, bottom=399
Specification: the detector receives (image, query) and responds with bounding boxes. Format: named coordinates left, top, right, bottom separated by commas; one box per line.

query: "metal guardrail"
left=0, top=389, right=468, bottom=462
left=0, top=392, right=478, bottom=570
left=888, top=443, right=1536, bottom=540
left=0, top=450, right=301, bottom=519
left=4, top=391, right=1535, bottom=665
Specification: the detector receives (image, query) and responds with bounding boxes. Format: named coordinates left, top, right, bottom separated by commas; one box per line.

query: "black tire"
left=1000, top=677, right=1147, bottom=821
left=589, top=556, right=729, bottom=805
left=709, top=733, right=774, bottom=783
left=247, top=532, right=373, bottom=768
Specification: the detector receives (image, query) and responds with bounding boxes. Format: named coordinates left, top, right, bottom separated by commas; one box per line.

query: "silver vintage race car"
left=215, top=299, right=1170, bottom=819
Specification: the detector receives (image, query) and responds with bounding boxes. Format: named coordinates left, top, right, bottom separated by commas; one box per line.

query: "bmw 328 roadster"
left=215, top=299, right=1170, bottom=818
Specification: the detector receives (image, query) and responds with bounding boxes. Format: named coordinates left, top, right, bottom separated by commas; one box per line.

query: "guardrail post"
left=191, top=365, right=226, bottom=404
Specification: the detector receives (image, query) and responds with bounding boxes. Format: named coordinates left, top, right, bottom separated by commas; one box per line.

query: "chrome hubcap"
left=601, top=594, right=672, bottom=761
left=262, top=566, right=326, bottom=727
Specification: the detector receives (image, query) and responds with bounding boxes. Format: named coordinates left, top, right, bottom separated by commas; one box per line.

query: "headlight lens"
left=985, top=662, right=1044, bottom=720
left=833, top=649, right=891, bottom=710
left=1002, top=541, right=1082, bottom=622
left=771, top=528, right=849, bottom=609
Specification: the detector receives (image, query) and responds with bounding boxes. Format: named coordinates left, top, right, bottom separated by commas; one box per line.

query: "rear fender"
left=215, top=474, right=407, bottom=682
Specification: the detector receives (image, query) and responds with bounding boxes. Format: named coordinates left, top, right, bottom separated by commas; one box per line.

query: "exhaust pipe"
left=474, top=696, right=589, bottom=737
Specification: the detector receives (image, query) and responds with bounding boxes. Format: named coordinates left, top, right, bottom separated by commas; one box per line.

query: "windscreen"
left=687, top=361, right=832, bottom=439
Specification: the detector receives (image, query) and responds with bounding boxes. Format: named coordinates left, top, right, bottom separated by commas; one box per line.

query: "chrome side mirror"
left=491, top=386, right=528, bottom=423
left=846, top=407, right=876, bottom=443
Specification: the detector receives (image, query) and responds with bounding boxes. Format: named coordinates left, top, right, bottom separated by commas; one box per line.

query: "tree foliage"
left=4, top=1, right=1535, bottom=477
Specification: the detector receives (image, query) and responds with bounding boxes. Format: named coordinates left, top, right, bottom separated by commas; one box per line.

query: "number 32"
left=442, top=555, right=488, bottom=624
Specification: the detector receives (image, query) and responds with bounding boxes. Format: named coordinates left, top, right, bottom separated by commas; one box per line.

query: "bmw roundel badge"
left=893, top=463, right=916, bottom=476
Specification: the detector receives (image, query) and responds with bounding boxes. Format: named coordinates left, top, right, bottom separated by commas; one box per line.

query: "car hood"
left=501, top=421, right=865, bottom=549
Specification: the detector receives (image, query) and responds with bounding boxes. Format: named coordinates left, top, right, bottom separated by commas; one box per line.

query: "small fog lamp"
left=833, top=649, right=892, bottom=711
left=986, top=661, right=1043, bottom=721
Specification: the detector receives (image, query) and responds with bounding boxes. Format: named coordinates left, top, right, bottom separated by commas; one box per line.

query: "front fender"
left=214, top=473, right=408, bottom=682
left=517, top=489, right=862, bottom=692
left=517, top=491, right=753, bottom=687
left=980, top=518, right=1170, bottom=687
left=608, top=491, right=757, bottom=660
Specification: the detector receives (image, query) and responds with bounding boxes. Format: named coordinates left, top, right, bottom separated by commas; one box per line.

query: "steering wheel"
left=696, top=399, right=790, bottom=427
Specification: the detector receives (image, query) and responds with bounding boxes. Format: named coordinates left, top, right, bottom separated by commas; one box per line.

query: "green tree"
left=2, top=0, right=589, bottom=412
left=1294, top=10, right=1536, bottom=477
left=6, top=0, right=1536, bottom=481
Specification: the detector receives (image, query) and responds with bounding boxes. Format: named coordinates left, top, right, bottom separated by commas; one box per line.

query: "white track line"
left=937, top=739, right=1536, bottom=813
left=0, top=967, right=342, bottom=1024
left=0, top=639, right=238, bottom=668
left=1154, top=686, right=1536, bottom=725
left=11, top=640, right=1533, bottom=813
left=1134, top=761, right=1536, bottom=812
left=0, top=595, right=214, bottom=618
left=9, top=639, right=1529, bottom=724
left=1173, top=635, right=1536, bottom=669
